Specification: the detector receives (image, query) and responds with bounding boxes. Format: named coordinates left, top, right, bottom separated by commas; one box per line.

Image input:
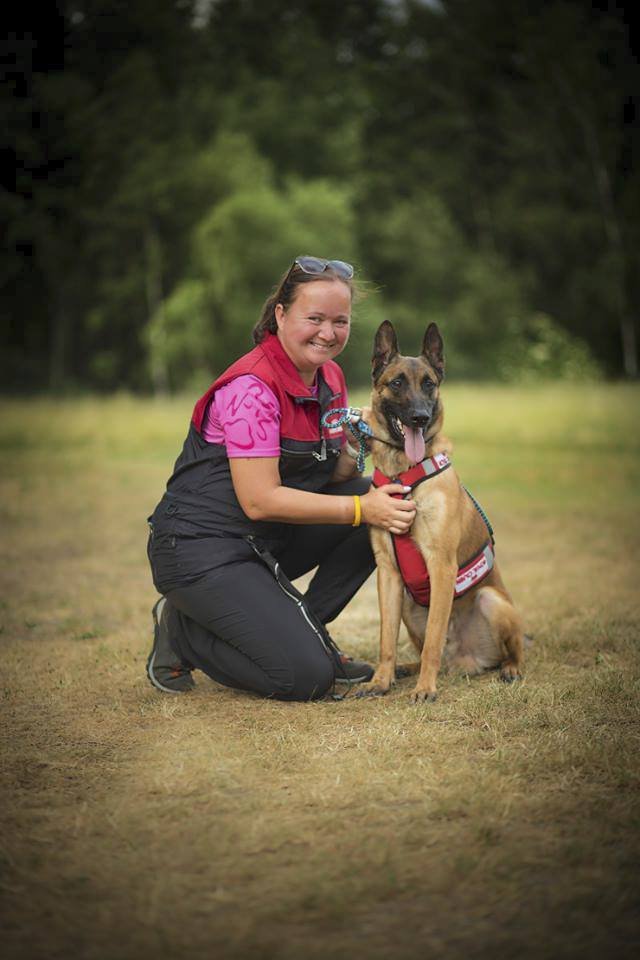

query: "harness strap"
left=372, top=452, right=451, bottom=491
left=455, top=542, right=495, bottom=596
left=393, top=536, right=495, bottom=608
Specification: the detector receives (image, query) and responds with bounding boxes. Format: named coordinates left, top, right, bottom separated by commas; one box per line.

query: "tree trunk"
left=621, top=315, right=638, bottom=379
left=49, top=295, right=69, bottom=391
left=555, top=69, right=637, bottom=378
left=144, top=221, right=169, bottom=395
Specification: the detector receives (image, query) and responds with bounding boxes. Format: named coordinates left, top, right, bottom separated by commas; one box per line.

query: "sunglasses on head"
left=293, top=255, right=354, bottom=280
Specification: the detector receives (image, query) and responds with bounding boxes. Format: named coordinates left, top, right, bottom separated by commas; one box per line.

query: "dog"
left=357, top=320, right=525, bottom=703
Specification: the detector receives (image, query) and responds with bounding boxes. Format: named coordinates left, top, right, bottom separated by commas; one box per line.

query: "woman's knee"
left=210, top=637, right=334, bottom=702
left=276, top=651, right=335, bottom=702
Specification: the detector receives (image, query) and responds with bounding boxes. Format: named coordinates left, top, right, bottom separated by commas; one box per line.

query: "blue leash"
left=463, top=486, right=495, bottom=543
left=320, top=407, right=373, bottom=472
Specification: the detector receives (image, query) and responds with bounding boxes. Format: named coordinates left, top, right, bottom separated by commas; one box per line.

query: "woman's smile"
left=275, top=280, right=352, bottom=384
left=308, top=337, right=337, bottom=351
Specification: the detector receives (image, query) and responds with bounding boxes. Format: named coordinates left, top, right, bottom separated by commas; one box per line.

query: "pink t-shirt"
left=202, top=375, right=282, bottom=457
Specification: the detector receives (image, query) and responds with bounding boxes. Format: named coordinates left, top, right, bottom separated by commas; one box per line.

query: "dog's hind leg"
left=474, top=586, right=525, bottom=682
left=395, top=661, right=421, bottom=678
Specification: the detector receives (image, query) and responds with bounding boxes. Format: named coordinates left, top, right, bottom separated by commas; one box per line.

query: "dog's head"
left=371, top=320, right=445, bottom=465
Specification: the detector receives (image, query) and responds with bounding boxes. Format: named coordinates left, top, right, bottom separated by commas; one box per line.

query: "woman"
left=146, top=256, right=416, bottom=701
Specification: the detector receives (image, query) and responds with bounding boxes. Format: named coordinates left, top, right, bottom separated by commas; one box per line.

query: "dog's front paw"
left=411, top=686, right=438, bottom=704
left=355, top=680, right=391, bottom=698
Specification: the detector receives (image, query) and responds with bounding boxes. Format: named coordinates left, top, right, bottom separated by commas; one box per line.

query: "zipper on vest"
left=293, top=392, right=339, bottom=462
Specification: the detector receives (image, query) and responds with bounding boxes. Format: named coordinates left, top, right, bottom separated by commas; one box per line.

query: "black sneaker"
left=146, top=598, right=195, bottom=694
left=334, top=652, right=374, bottom=684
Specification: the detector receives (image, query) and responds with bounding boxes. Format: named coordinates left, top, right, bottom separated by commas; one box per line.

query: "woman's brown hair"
left=252, top=262, right=354, bottom=345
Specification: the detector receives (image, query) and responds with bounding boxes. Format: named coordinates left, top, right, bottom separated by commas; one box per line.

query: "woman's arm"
left=230, top=457, right=417, bottom=533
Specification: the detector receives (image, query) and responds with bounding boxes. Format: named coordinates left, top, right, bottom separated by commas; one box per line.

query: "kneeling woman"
left=146, top=257, right=416, bottom=701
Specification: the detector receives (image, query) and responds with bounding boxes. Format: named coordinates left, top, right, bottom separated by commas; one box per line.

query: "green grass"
left=0, top=384, right=639, bottom=960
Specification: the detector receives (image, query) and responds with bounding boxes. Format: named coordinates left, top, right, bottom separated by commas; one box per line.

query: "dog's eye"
left=422, top=378, right=435, bottom=392
left=389, top=377, right=404, bottom=390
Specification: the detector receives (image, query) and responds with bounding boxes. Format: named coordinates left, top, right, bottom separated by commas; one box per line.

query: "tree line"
left=3, top=0, right=638, bottom=392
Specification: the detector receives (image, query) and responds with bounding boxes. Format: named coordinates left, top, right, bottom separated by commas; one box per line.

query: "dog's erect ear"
left=372, top=320, right=399, bottom=381
left=422, top=323, right=445, bottom=382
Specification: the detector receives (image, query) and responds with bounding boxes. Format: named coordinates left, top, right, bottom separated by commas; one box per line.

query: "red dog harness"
left=372, top=453, right=495, bottom=607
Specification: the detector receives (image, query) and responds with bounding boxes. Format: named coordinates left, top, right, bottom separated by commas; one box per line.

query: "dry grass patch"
left=1, top=385, right=639, bottom=960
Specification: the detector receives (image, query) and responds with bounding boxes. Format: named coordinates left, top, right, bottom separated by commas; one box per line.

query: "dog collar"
left=372, top=452, right=451, bottom=492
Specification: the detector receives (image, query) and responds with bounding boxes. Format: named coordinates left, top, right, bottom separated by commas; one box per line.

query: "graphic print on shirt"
left=219, top=377, right=281, bottom=454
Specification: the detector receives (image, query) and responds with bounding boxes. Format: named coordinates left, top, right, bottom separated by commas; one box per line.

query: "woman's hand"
left=360, top=484, right=417, bottom=535
left=329, top=444, right=361, bottom=483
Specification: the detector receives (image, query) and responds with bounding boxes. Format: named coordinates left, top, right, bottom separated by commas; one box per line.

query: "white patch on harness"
left=417, top=452, right=451, bottom=477
left=431, top=452, right=450, bottom=471
left=455, top=545, right=494, bottom=595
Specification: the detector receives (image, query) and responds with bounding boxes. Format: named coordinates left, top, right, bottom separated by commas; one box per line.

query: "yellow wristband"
left=352, top=495, right=362, bottom=527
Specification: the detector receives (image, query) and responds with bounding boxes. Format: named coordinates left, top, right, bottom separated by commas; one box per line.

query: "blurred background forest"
left=3, top=0, right=638, bottom=392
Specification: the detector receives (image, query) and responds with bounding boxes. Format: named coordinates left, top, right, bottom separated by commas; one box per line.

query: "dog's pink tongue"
left=404, top=427, right=425, bottom=465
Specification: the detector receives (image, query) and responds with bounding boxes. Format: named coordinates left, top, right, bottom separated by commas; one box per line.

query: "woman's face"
left=275, top=280, right=351, bottom=384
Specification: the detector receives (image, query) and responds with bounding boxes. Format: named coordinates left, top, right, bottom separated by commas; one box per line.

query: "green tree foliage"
left=358, top=0, right=638, bottom=377
left=2, top=0, right=637, bottom=391
left=146, top=146, right=361, bottom=386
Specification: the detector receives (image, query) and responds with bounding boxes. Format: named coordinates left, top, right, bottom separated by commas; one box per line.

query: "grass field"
left=1, top=384, right=639, bottom=960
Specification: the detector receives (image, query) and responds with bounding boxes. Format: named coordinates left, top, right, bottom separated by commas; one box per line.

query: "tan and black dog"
left=358, top=320, right=524, bottom=703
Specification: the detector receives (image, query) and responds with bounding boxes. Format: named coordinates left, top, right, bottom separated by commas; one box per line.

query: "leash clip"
left=320, top=407, right=372, bottom=472
left=312, top=438, right=327, bottom=461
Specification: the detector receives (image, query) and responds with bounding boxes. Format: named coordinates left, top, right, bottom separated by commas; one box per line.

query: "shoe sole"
left=146, top=607, right=193, bottom=694
left=146, top=646, right=192, bottom=694
left=335, top=673, right=373, bottom=684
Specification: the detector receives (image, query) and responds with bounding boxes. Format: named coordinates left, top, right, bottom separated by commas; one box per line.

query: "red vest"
left=149, top=333, right=350, bottom=591
left=192, top=332, right=348, bottom=449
